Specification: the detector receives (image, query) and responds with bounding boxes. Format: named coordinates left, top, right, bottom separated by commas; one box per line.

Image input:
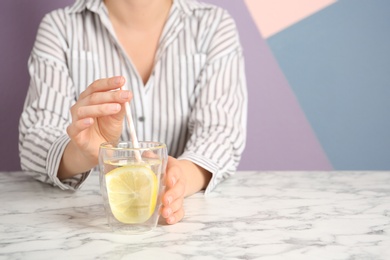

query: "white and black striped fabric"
left=19, top=0, right=247, bottom=194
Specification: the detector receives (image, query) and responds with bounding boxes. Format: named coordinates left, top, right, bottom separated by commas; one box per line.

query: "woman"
left=19, top=0, right=247, bottom=224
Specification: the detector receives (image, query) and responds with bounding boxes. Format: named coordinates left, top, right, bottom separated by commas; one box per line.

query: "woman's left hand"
left=161, top=156, right=187, bottom=225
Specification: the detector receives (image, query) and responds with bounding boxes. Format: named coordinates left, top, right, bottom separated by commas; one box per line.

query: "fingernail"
left=120, top=91, right=130, bottom=99
left=167, top=196, right=173, bottom=205
left=164, top=208, right=172, bottom=217
left=167, top=216, right=175, bottom=224
left=83, top=118, right=92, bottom=125
left=114, top=76, right=123, bottom=85
left=110, top=104, right=120, bottom=111
left=171, top=177, right=176, bottom=186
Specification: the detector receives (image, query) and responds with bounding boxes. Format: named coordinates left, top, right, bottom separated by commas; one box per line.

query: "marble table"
left=0, top=171, right=389, bottom=259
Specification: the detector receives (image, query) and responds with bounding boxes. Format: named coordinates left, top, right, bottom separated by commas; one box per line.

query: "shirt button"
left=138, top=116, right=145, bottom=122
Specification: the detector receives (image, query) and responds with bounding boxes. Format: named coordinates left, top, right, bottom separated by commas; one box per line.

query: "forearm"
left=179, top=159, right=211, bottom=197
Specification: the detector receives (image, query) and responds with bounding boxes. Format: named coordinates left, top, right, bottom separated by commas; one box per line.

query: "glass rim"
left=100, top=141, right=166, bottom=151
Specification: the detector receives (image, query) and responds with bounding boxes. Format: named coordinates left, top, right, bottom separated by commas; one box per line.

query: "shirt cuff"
left=46, top=134, right=91, bottom=190
left=178, top=151, right=220, bottom=195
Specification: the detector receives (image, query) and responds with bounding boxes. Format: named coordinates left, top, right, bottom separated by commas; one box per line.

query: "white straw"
left=124, top=101, right=143, bottom=162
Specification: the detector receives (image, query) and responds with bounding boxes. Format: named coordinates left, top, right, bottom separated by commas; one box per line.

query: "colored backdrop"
left=0, top=0, right=389, bottom=171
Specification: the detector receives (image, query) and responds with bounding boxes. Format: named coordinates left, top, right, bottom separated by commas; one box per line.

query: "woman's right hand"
left=59, top=76, right=132, bottom=179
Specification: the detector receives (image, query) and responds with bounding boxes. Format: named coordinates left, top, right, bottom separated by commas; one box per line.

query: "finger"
left=163, top=178, right=185, bottom=206
left=83, top=89, right=132, bottom=106
left=67, top=117, right=94, bottom=139
left=166, top=207, right=185, bottom=225
left=161, top=196, right=184, bottom=219
left=77, top=103, right=121, bottom=119
left=142, top=150, right=159, bottom=159
left=79, top=76, right=125, bottom=99
left=165, top=159, right=181, bottom=189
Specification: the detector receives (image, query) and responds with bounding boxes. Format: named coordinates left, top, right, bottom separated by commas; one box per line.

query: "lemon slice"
left=105, top=165, right=158, bottom=224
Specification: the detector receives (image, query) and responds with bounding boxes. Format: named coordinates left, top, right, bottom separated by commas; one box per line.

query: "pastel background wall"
left=1, top=0, right=389, bottom=171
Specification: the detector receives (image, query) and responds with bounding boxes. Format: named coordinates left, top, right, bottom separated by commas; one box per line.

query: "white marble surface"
left=0, top=171, right=390, bottom=259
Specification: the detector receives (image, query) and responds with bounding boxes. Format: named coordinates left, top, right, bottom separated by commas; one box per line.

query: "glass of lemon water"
left=99, top=141, right=167, bottom=234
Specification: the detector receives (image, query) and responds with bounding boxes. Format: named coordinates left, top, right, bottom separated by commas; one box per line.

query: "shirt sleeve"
left=18, top=13, right=91, bottom=190
left=178, top=10, right=248, bottom=194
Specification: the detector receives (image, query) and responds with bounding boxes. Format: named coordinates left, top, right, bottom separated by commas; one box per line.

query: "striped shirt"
left=19, top=0, right=247, bottom=194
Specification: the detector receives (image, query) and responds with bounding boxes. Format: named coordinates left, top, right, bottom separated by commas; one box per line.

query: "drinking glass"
left=99, top=141, right=167, bottom=234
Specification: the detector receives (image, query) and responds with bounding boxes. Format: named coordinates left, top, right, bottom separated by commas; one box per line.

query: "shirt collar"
left=68, top=0, right=211, bottom=16
left=175, top=0, right=213, bottom=16
left=68, top=0, right=103, bottom=14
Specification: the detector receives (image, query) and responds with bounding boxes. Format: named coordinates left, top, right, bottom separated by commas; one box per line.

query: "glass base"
left=109, top=222, right=156, bottom=234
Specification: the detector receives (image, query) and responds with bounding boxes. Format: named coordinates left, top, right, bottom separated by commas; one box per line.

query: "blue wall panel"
left=267, top=0, right=390, bottom=169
